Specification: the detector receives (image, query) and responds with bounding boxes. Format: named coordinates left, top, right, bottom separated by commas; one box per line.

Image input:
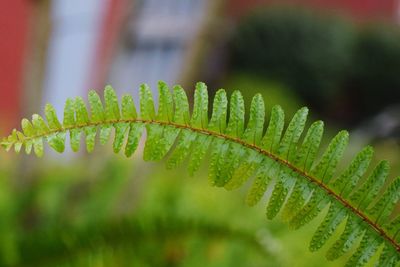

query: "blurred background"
left=1, top=0, right=400, bottom=266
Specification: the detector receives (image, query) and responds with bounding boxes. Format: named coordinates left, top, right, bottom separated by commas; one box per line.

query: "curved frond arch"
left=2, top=81, right=400, bottom=267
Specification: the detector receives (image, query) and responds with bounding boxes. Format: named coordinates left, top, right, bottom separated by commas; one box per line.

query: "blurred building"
left=0, top=0, right=216, bottom=133
left=0, top=0, right=119, bottom=132
left=2, top=0, right=399, bottom=134
left=109, top=0, right=209, bottom=97
left=42, top=0, right=117, bottom=119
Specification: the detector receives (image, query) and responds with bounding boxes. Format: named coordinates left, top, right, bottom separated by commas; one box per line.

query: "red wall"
left=228, top=0, right=398, bottom=21
left=0, top=1, right=32, bottom=132
left=306, top=0, right=397, bottom=20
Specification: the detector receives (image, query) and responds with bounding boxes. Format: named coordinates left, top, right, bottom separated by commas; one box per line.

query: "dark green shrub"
left=230, top=7, right=354, bottom=108
left=349, top=24, right=400, bottom=117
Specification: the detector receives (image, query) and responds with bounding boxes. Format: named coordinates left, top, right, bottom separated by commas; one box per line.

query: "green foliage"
left=2, top=81, right=400, bottom=266
left=230, top=7, right=353, bottom=105
left=229, top=8, right=400, bottom=124
left=351, top=24, right=400, bottom=116
left=222, top=73, right=303, bottom=121
left=0, top=159, right=334, bottom=267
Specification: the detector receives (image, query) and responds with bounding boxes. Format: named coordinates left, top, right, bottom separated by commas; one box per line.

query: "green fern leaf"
left=3, top=81, right=400, bottom=267
left=165, top=87, right=193, bottom=168
left=266, top=107, right=309, bottom=219
left=311, top=130, right=349, bottom=183
left=225, top=90, right=245, bottom=138
left=224, top=150, right=263, bottom=190
left=139, top=84, right=155, bottom=120
left=21, top=119, right=34, bottom=154
left=326, top=215, right=365, bottom=261
left=266, top=168, right=296, bottom=219
left=157, top=81, right=174, bottom=122
left=172, top=85, right=190, bottom=125
left=289, top=189, right=330, bottom=230
left=21, top=118, right=35, bottom=137
left=331, top=146, right=373, bottom=198
left=345, top=230, right=382, bottom=267
left=208, top=89, right=228, bottom=133
left=125, top=123, right=144, bottom=157
left=99, top=87, right=117, bottom=146
left=104, top=85, right=121, bottom=121
left=245, top=159, right=275, bottom=206
left=190, top=82, right=208, bottom=129
left=31, top=114, right=48, bottom=156
left=223, top=94, right=266, bottom=190
left=113, top=122, right=129, bottom=153
left=44, top=103, right=62, bottom=130
left=88, top=90, right=105, bottom=123
left=243, top=94, right=265, bottom=145
left=281, top=180, right=313, bottom=222
left=63, top=98, right=80, bottom=152
left=209, top=138, right=229, bottom=186
left=309, top=202, right=347, bottom=252
left=293, top=120, right=324, bottom=172
left=166, top=130, right=196, bottom=169
left=188, top=135, right=211, bottom=176
left=43, top=105, right=66, bottom=153
left=144, top=82, right=179, bottom=161
left=277, top=107, right=308, bottom=159
left=260, top=105, right=284, bottom=152
left=368, top=178, right=400, bottom=224
left=121, top=94, right=137, bottom=120
left=245, top=104, right=285, bottom=206
left=281, top=121, right=324, bottom=220
left=377, top=244, right=400, bottom=267
left=74, top=97, right=96, bottom=152
left=350, top=160, right=389, bottom=210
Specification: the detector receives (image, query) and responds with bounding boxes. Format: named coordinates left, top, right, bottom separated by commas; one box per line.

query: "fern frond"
left=2, top=81, right=400, bottom=266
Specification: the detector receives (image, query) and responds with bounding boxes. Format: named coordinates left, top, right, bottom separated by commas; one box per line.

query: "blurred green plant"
left=2, top=81, right=400, bottom=266
left=222, top=73, right=303, bottom=120
left=349, top=24, right=400, bottom=118
left=229, top=7, right=400, bottom=124
left=230, top=7, right=354, bottom=109
left=0, top=155, right=352, bottom=267
left=0, top=158, right=279, bottom=267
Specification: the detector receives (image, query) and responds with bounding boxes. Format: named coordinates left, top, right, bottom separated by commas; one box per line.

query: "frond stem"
left=10, top=118, right=400, bottom=252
